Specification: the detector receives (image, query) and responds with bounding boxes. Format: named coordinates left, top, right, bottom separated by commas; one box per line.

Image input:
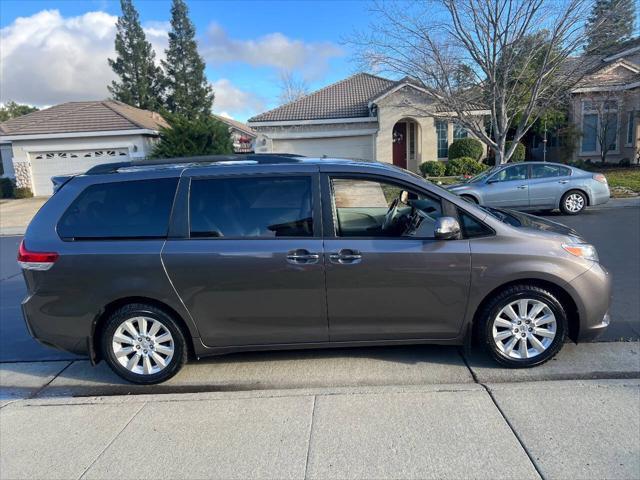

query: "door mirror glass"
left=434, top=217, right=461, bottom=240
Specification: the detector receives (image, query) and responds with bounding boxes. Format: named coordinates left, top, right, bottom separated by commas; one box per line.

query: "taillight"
left=593, top=173, right=607, bottom=184
left=17, top=241, right=58, bottom=271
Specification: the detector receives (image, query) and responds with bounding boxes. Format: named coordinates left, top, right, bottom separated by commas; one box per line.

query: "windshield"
left=467, top=167, right=499, bottom=183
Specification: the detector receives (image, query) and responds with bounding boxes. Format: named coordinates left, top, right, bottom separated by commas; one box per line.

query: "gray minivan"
left=19, top=156, right=611, bottom=384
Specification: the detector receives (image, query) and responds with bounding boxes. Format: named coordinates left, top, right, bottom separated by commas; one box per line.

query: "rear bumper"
left=590, top=184, right=610, bottom=206
left=21, top=294, right=91, bottom=356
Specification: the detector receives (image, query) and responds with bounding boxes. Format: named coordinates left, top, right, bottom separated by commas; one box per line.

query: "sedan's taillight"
left=593, top=173, right=607, bottom=184
left=17, top=241, right=58, bottom=271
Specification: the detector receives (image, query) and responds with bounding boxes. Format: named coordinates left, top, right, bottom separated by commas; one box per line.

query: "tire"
left=461, top=195, right=478, bottom=204
left=560, top=190, right=587, bottom=215
left=101, top=303, right=188, bottom=384
left=478, top=285, right=567, bottom=368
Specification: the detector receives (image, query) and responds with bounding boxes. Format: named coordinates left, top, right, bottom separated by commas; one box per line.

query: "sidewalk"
left=1, top=342, right=639, bottom=479
left=0, top=197, right=47, bottom=236
left=1, top=380, right=638, bottom=479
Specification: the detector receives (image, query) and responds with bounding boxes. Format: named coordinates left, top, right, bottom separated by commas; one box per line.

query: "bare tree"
left=582, top=91, right=625, bottom=163
left=351, top=0, right=620, bottom=163
left=277, top=70, right=309, bottom=105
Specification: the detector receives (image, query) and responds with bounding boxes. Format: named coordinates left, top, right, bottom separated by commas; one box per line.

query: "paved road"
left=0, top=203, right=638, bottom=363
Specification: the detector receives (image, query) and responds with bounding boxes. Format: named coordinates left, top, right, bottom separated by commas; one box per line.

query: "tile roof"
left=248, top=73, right=396, bottom=123
left=212, top=114, right=256, bottom=137
left=0, top=100, right=168, bottom=137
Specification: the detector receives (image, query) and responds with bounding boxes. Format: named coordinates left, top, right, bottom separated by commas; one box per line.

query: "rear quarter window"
left=57, top=178, right=178, bottom=240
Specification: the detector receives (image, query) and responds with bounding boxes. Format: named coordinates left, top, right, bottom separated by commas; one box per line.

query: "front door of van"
left=162, top=172, right=328, bottom=347
left=322, top=175, right=471, bottom=341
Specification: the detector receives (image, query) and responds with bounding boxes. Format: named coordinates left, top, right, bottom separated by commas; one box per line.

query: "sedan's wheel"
left=101, top=304, right=187, bottom=384
left=479, top=285, right=567, bottom=367
left=560, top=190, right=586, bottom=215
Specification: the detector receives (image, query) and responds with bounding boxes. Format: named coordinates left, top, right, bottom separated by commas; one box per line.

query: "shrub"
left=445, top=157, right=487, bottom=176
left=0, top=178, right=13, bottom=198
left=505, top=141, right=526, bottom=162
left=448, top=138, right=483, bottom=161
left=619, top=158, right=631, bottom=167
left=419, top=161, right=446, bottom=177
left=13, top=187, right=33, bottom=199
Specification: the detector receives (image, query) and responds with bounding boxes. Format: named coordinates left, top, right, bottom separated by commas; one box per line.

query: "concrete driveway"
left=0, top=197, right=47, bottom=236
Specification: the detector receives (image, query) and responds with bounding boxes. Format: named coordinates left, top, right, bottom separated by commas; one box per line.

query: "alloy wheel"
left=564, top=193, right=584, bottom=213
left=491, top=298, right=557, bottom=359
left=112, top=316, right=175, bottom=375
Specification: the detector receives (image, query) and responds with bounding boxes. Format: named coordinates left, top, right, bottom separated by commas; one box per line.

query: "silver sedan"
left=447, top=162, right=610, bottom=214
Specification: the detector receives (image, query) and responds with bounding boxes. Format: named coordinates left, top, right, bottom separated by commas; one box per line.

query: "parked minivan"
left=19, top=156, right=611, bottom=384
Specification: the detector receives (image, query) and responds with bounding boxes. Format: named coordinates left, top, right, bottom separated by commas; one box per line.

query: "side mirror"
left=434, top=217, right=462, bottom=240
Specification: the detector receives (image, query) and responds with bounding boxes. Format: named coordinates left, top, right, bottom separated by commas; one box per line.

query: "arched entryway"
left=392, top=118, right=420, bottom=170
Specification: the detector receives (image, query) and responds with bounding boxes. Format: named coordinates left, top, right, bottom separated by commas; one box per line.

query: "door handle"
left=517, top=185, right=527, bottom=189
left=558, top=180, right=569, bottom=184
left=329, top=249, right=362, bottom=265
left=286, top=249, right=320, bottom=265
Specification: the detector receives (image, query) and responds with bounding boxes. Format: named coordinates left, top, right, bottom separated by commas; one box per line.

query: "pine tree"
left=108, top=0, right=164, bottom=110
left=585, top=0, right=636, bottom=53
left=162, top=0, right=214, bottom=118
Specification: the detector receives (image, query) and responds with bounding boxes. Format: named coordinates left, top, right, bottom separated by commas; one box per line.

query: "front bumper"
left=566, top=262, right=612, bottom=342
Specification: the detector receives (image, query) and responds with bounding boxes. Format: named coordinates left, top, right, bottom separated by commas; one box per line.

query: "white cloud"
left=0, top=10, right=168, bottom=106
left=211, top=79, right=265, bottom=120
left=203, top=23, right=343, bottom=80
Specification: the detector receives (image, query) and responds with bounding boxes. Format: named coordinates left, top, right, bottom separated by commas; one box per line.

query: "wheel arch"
left=470, top=278, right=580, bottom=344
left=91, top=296, right=196, bottom=364
left=460, top=193, right=480, bottom=204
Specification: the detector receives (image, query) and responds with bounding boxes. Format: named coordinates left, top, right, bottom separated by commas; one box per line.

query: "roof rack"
left=84, top=153, right=305, bottom=175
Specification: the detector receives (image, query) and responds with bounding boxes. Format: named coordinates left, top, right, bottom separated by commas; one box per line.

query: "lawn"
left=601, top=168, right=640, bottom=194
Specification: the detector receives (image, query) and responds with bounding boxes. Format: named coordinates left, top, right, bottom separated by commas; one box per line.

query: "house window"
left=408, top=122, right=416, bottom=160
left=453, top=124, right=468, bottom=140
left=627, top=111, right=635, bottom=146
left=581, top=99, right=618, bottom=154
left=436, top=120, right=448, bottom=158
left=581, top=114, right=598, bottom=152
left=605, top=112, right=618, bottom=151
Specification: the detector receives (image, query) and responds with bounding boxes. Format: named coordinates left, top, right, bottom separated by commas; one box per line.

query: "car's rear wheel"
left=560, top=190, right=587, bottom=215
left=478, top=285, right=567, bottom=368
left=101, top=303, right=187, bottom=384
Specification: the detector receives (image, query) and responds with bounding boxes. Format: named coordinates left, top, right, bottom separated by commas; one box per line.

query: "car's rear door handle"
left=517, top=185, right=527, bottom=189
left=286, top=249, right=320, bottom=265
left=558, top=180, right=569, bottom=184
left=329, top=249, right=362, bottom=265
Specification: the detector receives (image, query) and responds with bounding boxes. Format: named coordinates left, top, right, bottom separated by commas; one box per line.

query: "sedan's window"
left=491, top=164, right=528, bottom=182
left=58, top=178, right=178, bottom=240
left=190, top=176, right=313, bottom=238
left=531, top=164, right=571, bottom=178
left=331, top=178, right=442, bottom=238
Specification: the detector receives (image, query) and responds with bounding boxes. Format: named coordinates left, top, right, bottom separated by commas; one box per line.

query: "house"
left=247, top=73, right=488, bottom=173
left=0, top=101, right=168, bottom=196
left=212, top=114, right=256, bottom=153
left=531, top=38, right=639, bottom=164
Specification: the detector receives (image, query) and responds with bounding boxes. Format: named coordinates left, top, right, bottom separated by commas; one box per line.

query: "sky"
left=0, top=0, right=375, bottom=122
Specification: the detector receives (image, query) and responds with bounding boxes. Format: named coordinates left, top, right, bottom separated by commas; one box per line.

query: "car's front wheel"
left=479, top=285, right=567, bottom=367
left=560, top=190, right=587, bottom=215
left=101, top=303, right=188, bottom=384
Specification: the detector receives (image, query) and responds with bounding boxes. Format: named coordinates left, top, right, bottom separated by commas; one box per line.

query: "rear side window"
left=189, top=176, right=313, bottom=238
left=58, top=178, right=178, bottom=240
left=531, top=164, right=571, bottom=178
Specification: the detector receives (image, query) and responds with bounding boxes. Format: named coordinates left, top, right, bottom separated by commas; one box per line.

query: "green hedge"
left=13, top=187, right=33, bottom=198
left=506, top=141, right=526, bottom=162
left=0, top=178, right=13, bottom=198
left=445, top=157, right=487, bottom=176
left=448, top=138, right=483, bottom=161
left=419, top=161, right=446, bottom=177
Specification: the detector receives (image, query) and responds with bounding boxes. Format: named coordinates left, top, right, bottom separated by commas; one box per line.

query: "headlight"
left=562, top=243, right=599, bottom=262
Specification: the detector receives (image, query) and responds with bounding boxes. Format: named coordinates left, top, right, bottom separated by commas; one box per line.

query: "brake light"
left=17, top=241, right=58, bottom=271
left=593, top=173, right=607, bottom=184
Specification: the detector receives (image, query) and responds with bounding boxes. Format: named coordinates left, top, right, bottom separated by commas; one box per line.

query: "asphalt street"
left=0, top=203, right=638, bottom=363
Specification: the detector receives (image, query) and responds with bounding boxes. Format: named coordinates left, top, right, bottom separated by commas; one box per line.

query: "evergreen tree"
left=585, top=0, right=636, bottom=53
left=0, top=101, right=38, bottom=122
left=108, top=0, right=165, bottom=110
left=150, top=114, right=233, bottom=158
left=162, top=0, right=214, bottom=118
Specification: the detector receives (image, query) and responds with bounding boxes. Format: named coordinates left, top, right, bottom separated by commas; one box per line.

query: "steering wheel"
left=381, top=197, right=401, bottom=232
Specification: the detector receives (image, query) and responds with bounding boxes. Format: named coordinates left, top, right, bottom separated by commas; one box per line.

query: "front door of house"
left=392, top=123, right=407, bottom=169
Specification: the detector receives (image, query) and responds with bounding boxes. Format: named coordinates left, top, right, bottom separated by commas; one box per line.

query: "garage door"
left=30, top=149, right=129, bottom=196
left=271, top=135, right=374, bottom=161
